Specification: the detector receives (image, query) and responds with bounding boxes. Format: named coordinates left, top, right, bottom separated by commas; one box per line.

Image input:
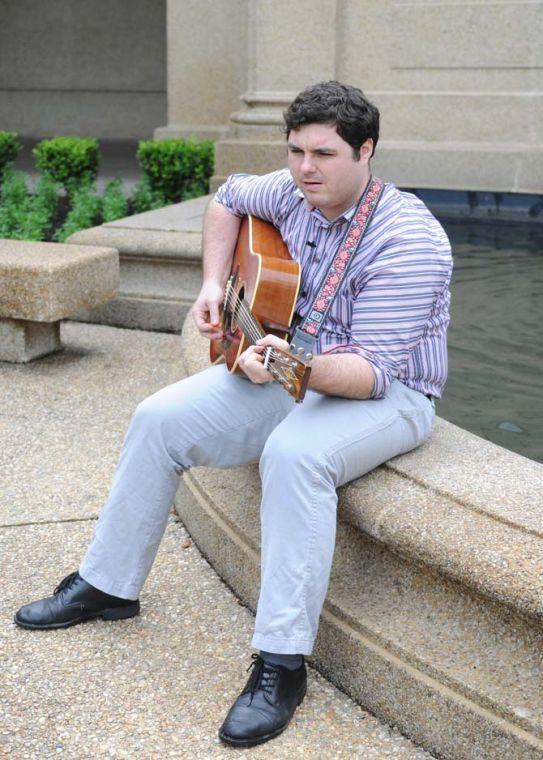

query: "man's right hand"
left=192, top=281, right=225, bottom=340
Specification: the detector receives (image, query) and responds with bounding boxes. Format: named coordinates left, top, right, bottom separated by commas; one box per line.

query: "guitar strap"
left=289, top=175, right=385, bottom=361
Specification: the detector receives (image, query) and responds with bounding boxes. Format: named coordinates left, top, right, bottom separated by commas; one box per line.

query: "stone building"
left=0, top=0, right=541, bottom=193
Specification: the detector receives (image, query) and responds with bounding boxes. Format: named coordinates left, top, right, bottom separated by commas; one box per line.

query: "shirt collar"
left=295, top=187, right=356, bottom=227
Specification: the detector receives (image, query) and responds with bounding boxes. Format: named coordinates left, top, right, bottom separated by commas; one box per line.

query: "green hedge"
left=0, top=132, right=215, bottom=242
left=135, top=137, right=214, bottom=206
left=33, top=136, right=99, bottom=197
left=102, top=177, right=128, bottom=223
left=0, top=169, right=59, bottom=241
left=0, top=132, right=22, bottom=178
left=54, top=184, right=103, bottom=243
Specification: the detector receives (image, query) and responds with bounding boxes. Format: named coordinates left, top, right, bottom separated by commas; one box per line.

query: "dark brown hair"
left=283, top=81, right=380, bottom=159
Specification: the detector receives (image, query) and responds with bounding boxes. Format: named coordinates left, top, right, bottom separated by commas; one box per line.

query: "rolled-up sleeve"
left=324, top=239, right=452, bottom=398
left=214, top=170, right=294, bottom=226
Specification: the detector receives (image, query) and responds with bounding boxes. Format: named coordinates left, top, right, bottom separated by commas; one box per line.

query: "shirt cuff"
left=214, top=174, right=248, bottom=218
left=321, top=343, right=393, bottom=399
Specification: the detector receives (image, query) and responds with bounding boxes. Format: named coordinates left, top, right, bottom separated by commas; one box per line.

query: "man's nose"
left=301, top=154, right=316, bottom=173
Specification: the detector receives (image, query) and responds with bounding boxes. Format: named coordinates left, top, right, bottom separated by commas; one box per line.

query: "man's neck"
left=320, top=172, right=372, bottom=221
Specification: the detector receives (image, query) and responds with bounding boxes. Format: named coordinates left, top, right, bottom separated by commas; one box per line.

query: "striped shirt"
left=215, top=168, right=452, bottom=399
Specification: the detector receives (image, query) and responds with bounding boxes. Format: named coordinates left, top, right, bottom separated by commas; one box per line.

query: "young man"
left=15, top=82, right=452, bottom=748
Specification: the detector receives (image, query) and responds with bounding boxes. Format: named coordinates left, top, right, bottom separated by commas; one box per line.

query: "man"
left=15, top=81, right=452, bottom=748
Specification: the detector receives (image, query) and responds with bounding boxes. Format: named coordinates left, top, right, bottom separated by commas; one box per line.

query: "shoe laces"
left=54, top=571, right=80, bottom=595
left=245, top=654, right=279, bottom=697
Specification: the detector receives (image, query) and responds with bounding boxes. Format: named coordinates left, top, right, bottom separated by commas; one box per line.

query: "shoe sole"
left=13, top=601, right=140, bottom=630
left=218, top=681, right=307, bottom=748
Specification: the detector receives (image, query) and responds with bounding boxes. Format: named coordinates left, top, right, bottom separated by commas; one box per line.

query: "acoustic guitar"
left=210, top=215, right=312, bottom=402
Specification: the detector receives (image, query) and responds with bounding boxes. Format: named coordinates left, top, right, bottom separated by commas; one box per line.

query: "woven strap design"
left=299, top=175, right=384, bottom=338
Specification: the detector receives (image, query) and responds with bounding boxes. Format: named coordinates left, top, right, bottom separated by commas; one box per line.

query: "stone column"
left=154, top=0, right=248, bottom=141
left=213, top=0, right=337, bottom=185
left=211, top=0, right=543, bottom=194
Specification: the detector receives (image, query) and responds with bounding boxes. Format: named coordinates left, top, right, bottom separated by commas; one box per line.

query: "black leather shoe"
left=219, top=653, right=307, bottom=747
left=14, top=571, right=140, bottom=630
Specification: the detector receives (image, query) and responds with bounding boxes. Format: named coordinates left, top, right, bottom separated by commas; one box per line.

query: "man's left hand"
left=237, top=334, right=290, bottom=384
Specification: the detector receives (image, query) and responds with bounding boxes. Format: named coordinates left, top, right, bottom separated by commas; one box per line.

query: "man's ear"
left=360, top=138, right=374, bottom=161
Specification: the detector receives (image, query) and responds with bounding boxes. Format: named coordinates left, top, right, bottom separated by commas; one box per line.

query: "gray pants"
left=80, top=364, right=434, bottom=655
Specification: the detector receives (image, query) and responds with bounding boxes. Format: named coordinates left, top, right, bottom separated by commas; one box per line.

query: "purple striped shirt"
left=215, top=168, right=452, bottom=399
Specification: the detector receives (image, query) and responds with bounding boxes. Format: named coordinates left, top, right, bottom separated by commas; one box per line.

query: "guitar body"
left=210, top=216, right=302, bottom=374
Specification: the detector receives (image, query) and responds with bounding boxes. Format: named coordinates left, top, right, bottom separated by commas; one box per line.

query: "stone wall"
left=0, top=0, right=166, bottom=139
left=164, top=0, right=540, bottom=194
left=1, top=0, right=540, bottom=191
left=154, top=0, right=248, bottom=141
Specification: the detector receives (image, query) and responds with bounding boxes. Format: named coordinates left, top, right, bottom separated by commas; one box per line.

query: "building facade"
left=1, top=0, right=541, bottom=193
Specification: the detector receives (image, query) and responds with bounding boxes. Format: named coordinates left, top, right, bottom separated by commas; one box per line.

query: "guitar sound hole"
left=231, top=285, right=244, bottom=329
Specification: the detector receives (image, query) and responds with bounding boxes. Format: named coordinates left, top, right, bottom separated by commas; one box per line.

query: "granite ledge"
left=66, top=195, right=210, bottom=260
left=67, top=226, right=202, bottom=260
left=180, top=315, right=543, bottom=624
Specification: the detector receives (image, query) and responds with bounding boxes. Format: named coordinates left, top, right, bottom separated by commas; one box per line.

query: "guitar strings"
left=226, top=289, right=267, bottom=344
left=226, top=290, right=291, bottom=364
left=225, top=292, right=263, bottom=343
left=223, top=288, right=303, bottom=377
left=224, top=287, right=261, bottom=340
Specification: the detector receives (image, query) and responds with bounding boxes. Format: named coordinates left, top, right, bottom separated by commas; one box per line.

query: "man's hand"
left=192, top=281, right=225, bottom=341
left=238, top=334, right=290, bottom=384
left=194, top=198, right=242, bottom=341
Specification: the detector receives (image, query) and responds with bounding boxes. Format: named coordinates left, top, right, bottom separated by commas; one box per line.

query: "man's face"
left=287, top=122, right=373, bottom=221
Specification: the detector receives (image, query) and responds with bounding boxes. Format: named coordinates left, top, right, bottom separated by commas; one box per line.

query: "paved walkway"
left=0, top=321, right=432, bottom=758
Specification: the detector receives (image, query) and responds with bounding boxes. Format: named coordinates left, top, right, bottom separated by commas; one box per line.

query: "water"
left=435, top=219, right=543, bottom=463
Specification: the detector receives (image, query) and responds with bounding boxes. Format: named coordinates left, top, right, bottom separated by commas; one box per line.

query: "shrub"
left=0, top=169, right=31, bottom=239
left=0, top=135, right=215, bottom=241
left=20, top=175, right=60, bottom=241
left=0, top=170, right=61, bottom=241
left=0, top=132, right=22, bottom=179
left=102, top=177, right=128, bottom=223
left=33, top=136, right=99, bottom=197
left=54, top=184, right=102, bottom=243
left=135, top=138, right=214, bottom=207
left=129, top=176, right=168, bottom=214
left=0, top=167, right=28, bottom=207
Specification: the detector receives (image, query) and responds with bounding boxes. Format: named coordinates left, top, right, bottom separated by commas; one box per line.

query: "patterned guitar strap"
left=289, top=175, right=385, bottom=360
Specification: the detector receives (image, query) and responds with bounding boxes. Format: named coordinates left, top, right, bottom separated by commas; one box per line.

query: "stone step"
left=175, top=316, right=543, bottom=760
left=67, top=195, right=210, bottom=332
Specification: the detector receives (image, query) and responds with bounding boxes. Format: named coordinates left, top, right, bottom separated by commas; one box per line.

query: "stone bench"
left=0, top=239, right=119, bottom=362
left=175, top=316, right=543, bottom=760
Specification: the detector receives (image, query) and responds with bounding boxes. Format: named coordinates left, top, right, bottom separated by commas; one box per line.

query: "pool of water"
left=435, top=219, right=543, bottom=464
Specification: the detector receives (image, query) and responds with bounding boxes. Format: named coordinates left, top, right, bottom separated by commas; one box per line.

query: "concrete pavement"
left=0, top=320, right=432, bottom=759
